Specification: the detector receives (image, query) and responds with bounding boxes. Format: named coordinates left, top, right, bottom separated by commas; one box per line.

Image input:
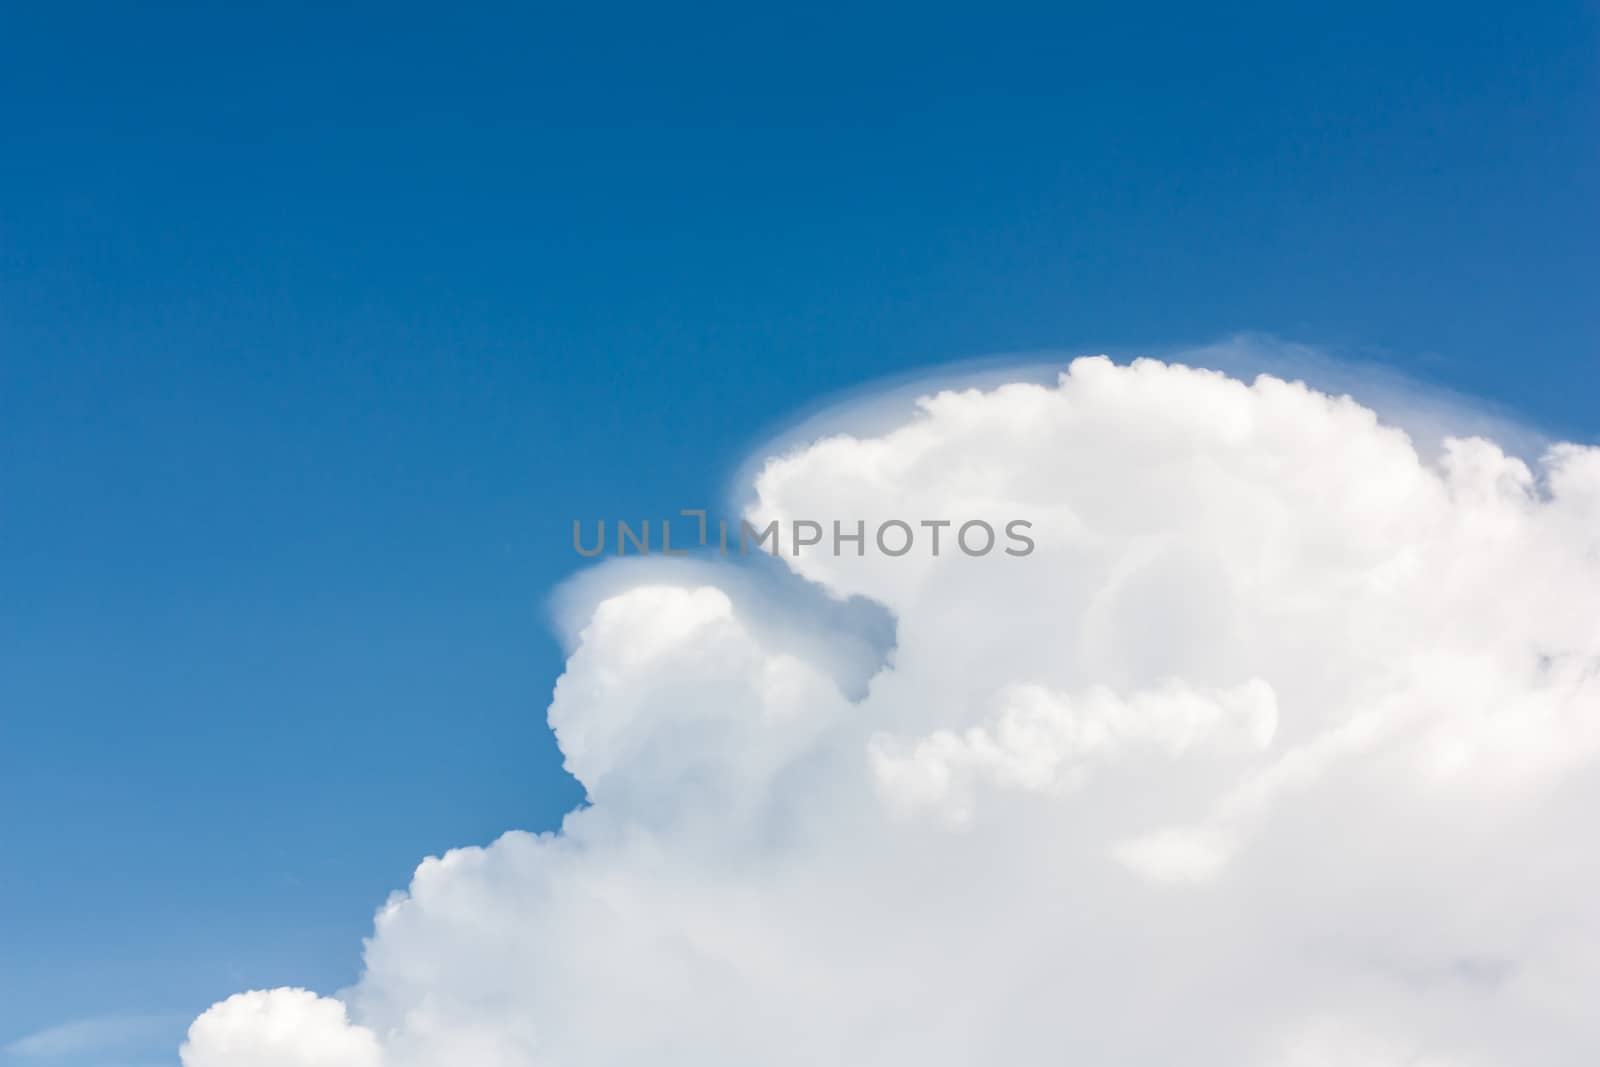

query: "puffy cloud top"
left=184, top=357, right=1600, bottom=1066
left=181, top=989, right=381, bottom=1067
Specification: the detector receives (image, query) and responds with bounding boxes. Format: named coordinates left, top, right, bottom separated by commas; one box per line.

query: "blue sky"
left=1, top=3, right=1595, bottom=1062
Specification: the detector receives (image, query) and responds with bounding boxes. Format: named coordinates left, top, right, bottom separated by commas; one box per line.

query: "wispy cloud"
left=5, top=1013, right=184, bottom=1062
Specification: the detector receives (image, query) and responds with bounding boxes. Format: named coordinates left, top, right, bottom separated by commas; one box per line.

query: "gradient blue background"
left=2, top=3, right=1595, bottom=1061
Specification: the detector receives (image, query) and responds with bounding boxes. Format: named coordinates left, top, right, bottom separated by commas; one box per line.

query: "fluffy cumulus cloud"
left=181, top=990, right=380, bottom=1067
left=183, top=356, right=1600, bottom=1066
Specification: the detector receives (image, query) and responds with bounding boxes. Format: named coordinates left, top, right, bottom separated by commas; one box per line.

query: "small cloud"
left=5, top=1014, right=186, bottom=1062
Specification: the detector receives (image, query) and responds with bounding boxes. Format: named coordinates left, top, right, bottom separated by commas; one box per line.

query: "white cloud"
left=185, top=354, right=1600, bottom=1065
left=179, top=990, right=380, bottom=1067
left=868, top=677, right=1278, bottom=826
left=4, top=1013, right=182, bottom=1062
